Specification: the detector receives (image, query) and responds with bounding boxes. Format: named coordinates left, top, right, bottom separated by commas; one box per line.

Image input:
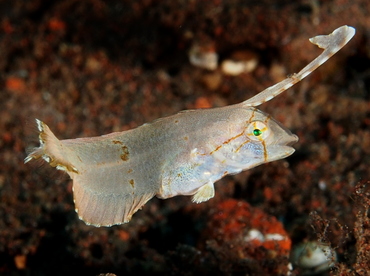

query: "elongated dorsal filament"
left=241, top=25, right=355, bottom=107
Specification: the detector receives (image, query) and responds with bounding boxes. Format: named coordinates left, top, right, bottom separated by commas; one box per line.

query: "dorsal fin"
left=241, top=25, right=355, bottom=107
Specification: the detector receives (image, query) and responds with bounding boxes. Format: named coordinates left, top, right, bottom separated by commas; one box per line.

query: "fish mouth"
left=277, top=133, right=299, bottom=147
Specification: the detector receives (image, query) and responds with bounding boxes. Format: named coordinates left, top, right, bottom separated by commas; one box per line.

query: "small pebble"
left=291, top=241, right=337, bottom=275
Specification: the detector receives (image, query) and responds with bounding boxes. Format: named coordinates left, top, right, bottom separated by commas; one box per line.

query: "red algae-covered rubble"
left=201, top=199, right=292, bottom=275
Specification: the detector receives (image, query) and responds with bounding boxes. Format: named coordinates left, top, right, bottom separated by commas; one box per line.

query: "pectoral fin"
left=192, top=182, right=215, bottom=203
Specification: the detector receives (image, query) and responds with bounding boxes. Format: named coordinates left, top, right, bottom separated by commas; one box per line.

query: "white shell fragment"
left=189, top=43, right=218, bottom=70
left=25, top=26, right=355, bottom=227
left=221, top=59, right=257, bottom=76
left=221, top=50, right=259, bottom=76
left=291, top=241, right=337, bottom=275
left=244, top=229, right=287, bottom=243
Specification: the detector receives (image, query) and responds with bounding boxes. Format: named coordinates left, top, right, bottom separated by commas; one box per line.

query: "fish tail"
left=25, top=119, right=78, bottom=173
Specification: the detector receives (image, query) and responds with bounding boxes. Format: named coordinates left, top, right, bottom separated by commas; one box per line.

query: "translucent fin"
left=241, top=25, right=355, bottom=107
left=73, top=177, right=155, bottom=226
left=26, top=119, right=156, bottom=226
left=192, top=181, right=215, bottom=203
left=24, top=119, right=78, bottom=173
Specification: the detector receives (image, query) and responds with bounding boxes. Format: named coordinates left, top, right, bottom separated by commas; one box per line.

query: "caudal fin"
left=25, top=119, right=155, bottom=226
left=25, top=119, right=78, bottom=173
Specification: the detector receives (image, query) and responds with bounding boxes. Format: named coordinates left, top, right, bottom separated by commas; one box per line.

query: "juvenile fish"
left=25, top=26, right=355, bottom=226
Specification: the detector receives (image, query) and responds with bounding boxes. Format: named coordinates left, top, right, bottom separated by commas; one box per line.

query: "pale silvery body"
left=25, top=26, right=355, bottom=226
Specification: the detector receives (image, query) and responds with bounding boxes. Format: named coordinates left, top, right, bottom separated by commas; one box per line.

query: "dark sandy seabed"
left=1, top=1, right=370, bottom=275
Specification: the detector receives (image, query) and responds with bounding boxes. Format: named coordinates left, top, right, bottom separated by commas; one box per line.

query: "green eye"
left=253, top=129, right=262, bottom=136
left=247, top=121, right=270, bottom=141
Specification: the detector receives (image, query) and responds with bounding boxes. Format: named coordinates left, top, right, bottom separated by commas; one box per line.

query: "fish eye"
left=247, top=121, right=270, bottom=141
left=253, top=128, right=262, bottom=136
